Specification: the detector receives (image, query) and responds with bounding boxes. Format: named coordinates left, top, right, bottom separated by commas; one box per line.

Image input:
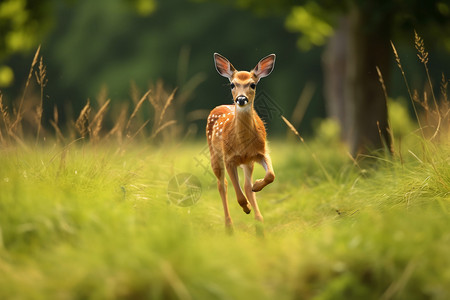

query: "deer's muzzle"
left=236, top=96, right=248, bottom=107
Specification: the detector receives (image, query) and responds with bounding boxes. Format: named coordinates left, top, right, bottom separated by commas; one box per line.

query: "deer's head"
left=214, top=53, right=276, bottom=110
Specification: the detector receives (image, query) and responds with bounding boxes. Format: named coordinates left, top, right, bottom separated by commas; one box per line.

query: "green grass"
left=0, top=132, right=449, bottom=300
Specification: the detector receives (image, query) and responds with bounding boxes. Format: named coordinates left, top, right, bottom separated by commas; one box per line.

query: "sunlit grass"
left=1, top=33, right=449, bottom=299
left=0, top=133, right=449, bottom=299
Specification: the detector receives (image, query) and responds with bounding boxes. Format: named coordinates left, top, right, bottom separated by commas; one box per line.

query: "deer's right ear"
left=214, top=53, right=236, bottom=80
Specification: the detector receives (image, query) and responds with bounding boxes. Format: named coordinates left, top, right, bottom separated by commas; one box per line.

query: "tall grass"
left=0, top=37, right=449, bottom=299
left=0, top=133, right=448, bottom=299
left=0, top=49, right=188, bottom=151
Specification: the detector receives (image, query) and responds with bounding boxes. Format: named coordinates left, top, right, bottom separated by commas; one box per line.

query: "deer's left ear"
left=252, top=54, right=276, bottom=82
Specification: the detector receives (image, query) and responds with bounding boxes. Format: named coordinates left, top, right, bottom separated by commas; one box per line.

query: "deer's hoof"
left=252, top=179, right=265, bottom=192
left=243, top=204, right=251, bottom=214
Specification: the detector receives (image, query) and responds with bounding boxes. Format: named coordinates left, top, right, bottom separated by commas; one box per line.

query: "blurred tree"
left=219, top=0, right=450, bottom=155
left=39, top=0, right=314, bottom=135
left=0, top=0, right=52, bottom=87
left=0, top=0, right=156, bottom=88
left=126, top=0, right=157, bottom=15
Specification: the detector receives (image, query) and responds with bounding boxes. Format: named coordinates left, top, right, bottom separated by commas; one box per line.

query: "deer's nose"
left=236, top=96, right=248, bottom=106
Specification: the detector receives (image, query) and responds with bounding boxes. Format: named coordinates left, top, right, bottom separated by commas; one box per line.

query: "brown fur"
left=235, top=72, right=253, bottom=81
left=208, top=53, right=276, bottom=230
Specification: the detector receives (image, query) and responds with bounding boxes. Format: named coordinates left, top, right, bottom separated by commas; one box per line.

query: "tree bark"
left=346, top=4, right=392, bottom=156
left=323, top=17, right=349, bottom=141
left=324, top=3, right=392, bottom=156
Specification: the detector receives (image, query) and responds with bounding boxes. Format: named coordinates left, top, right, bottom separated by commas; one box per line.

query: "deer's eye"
left=250, top=83, right=256, bottom=89
left=230, top=83, right=235, bottom=89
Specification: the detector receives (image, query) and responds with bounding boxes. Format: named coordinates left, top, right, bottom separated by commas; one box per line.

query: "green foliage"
left=388, top=98, right=417, bottom=138
left=223, top=0, right=450, bottom=53
left=0, top=65, right=14, bottom=87
left=0, top=0, right=50, bottom=57
left=0, top=0, right=157, bottom=88
left=0, top=0, right=51, bottom=87
left=285, top=3, right=333, bottom=51
left=128, top=0, right=157, bottom=16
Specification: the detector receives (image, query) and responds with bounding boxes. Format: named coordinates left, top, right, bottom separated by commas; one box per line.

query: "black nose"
left=236, top=96, right=248, bottom=106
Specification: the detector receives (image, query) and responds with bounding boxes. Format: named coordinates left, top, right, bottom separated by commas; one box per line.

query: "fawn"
left=207, top=53, right=276, bottom=230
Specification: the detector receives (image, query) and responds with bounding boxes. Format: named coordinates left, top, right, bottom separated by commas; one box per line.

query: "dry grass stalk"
left=129, top=119, right=151, bottom=140
left=376, top=66, right=388, bottom=103
left=440, top=75, right=449, bottom=133
left=281, top=114, right=334, bottom=183
left=438, top=74, right=449, bottom=141
left=148, top=82, right=165, bottom=127
left=281, top=115, right=304, bottom=143
left=75, top=101, right=91, bottom=138
left=12, top=45, right=41, bottom=133
left=0, top=93, right=6, bottom=143
left=151, top=120, right=176, bottom=139
left=105, top=104, right=128, bottom=143
left=376, top=120, right=394, bottom=154
left=441, top=73, right=448, bottom=103
left=391, top=40, right=424, bottom=138
left=50, top=106, right=65, bottom=143
left=414, top=31, right=440, bottom=140
left=126, top=89, right=151, bottom=133
left=376, top=67, right=395, bottom=154
left=158, top=88, right=177, bottom=128
left=2, top=56, right=186, bottom=146
left=35, top=56, right=48, bottom=144
left=148, top=81, right=179, bottom=141
left=392, top=33, right=450, bottom=143
left=412, top=90, right=428, bottom=109
left=89, top=99, right=111, bottom=142
left=0, top=121, right=3, bottom=145
left=414, top=31, right=428, bottom=64
left=0, top=93, right=11, bottom=144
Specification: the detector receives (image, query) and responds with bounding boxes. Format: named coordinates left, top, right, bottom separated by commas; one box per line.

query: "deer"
left=206, top=53, right=276, bottom=231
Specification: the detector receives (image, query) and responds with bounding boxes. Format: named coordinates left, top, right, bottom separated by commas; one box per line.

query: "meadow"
left=0, top=44, right=449, bottom=299
left=0, top=123, right=449, bottom=299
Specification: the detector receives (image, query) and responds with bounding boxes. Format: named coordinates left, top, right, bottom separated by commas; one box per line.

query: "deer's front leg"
left=226, top=162, right=251, bottom=214
left=252, top=154, right=275, bottom=192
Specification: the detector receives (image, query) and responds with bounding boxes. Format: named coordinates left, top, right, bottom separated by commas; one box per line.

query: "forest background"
left=1, top=0, right=449, bottom=148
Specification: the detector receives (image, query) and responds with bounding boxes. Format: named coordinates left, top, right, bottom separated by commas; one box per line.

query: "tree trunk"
left=346, top=4, right=392, bottom=156
left=323, top=17, right=349, bottom=141
left=324, top=4, right=392, bottom=156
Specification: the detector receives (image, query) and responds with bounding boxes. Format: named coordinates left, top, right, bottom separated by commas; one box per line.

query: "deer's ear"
left=253, top=54, right=276, bottom=82
left=214, top=53, right=236, bottom=80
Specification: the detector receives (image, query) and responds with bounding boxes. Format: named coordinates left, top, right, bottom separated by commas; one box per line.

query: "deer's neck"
left=234, top=104, right=257, bottom=137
